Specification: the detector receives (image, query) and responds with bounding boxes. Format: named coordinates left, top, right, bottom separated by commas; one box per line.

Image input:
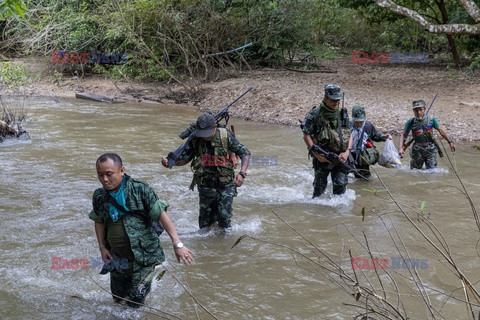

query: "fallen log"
left=75, top=92, right=115, bottom=103
left=459, top=101, right=480, bottom=108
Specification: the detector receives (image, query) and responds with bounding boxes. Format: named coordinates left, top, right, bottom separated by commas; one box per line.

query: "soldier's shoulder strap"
left=218, top=127, right=232, bottom=155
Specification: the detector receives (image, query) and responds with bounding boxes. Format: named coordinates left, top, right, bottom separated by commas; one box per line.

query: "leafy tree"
left=0, top=0, right=26, bottom=19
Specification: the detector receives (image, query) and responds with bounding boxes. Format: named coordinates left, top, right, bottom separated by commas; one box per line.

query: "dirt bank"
left=5, top=58, right=480, bottom=142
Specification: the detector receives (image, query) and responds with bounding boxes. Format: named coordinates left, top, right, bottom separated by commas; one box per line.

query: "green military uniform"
left=350, top=105, right=388, bottom=178
left=404, top=115, right=440, bottom=169
left=302, top=84, right=350, bottom=196
left=89, top=174, right=169, bottom=307
left=181, top=127, right=250, bottom=229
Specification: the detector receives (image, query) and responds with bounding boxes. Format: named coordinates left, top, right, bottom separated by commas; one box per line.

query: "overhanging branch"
left=376, top=0, right=480, bottom=34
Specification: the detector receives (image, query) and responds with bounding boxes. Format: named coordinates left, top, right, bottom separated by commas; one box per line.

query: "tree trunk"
left=437, top=0, right=461, bottom=67
left=445, top=34, right=461, bottom=67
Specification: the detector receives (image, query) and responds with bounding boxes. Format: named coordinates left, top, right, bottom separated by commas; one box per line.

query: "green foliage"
left=0, top=0, right=26, bottom=19
left=467, top=55, right=480, bottom=71
left=2, top=0, right=479, bottom=81
left=0, top=61, right=30, bottom=87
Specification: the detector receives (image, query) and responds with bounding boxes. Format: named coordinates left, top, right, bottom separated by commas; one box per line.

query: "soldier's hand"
left=398, top=148, right=405, bottom=158
left=161, top=157, right=169, bottom=168
left=234, top=173, right=244, bottom=187
left=99, top=246, right=113, bottom=262
left=174, top=246, right=195, bottom=265
left=338, top=150, right=350, bottom=163
left=449, top=141, right=455, bottom=152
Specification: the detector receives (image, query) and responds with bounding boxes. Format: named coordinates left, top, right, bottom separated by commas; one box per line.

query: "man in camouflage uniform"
left=162, top=112, right=251, bottom=230
left=347, top=105, right=392, bottom=178
left=301, top=84, right=351, bottom=197
left=398, top=100, right=455, bottom=169
left=90, top=153, right=194, bottom=307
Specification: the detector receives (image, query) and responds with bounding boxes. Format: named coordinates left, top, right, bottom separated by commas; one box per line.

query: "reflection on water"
left=0, top=97, right=479, bottom=319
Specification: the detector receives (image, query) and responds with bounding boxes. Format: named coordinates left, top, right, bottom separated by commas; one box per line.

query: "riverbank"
left=4, top=58, right=480, bottom=142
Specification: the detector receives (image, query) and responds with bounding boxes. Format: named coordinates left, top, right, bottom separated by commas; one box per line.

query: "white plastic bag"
left=378, top=139, right=401, bottom=168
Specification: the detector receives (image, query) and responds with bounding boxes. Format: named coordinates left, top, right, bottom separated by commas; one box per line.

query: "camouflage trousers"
left=312, top=159, right=348, bottom=196
left=410, top=142, right=437, bottom=169
left=110, top=258, right=156, bottom=308
left=197, top=183, right=235, bottom=229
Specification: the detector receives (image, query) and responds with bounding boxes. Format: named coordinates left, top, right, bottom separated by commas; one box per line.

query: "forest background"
left=1, top=0, right=480, bottom=140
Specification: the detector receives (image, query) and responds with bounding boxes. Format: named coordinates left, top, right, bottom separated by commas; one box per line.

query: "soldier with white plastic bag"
left=379, top=139, right=401, bottom=168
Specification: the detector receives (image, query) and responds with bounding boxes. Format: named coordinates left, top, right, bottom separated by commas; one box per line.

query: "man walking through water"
left=301, top=84, right=351, bottom=197
left=162, top=112, right=250, bottom=231
left=398, top=100, right=455, bottom=169
left=90, top=153, right=194, bottom=307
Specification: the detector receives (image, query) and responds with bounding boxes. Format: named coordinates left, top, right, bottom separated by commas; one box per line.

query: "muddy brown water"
left=1, top=97, right=479, bottom=319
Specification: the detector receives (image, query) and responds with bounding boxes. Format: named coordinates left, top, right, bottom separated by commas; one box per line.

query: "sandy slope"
left=6, top=58, right=480, bottom=142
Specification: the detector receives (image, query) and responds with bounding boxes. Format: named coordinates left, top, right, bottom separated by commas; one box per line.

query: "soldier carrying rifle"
left=301, top=84, right=352, bottom=197
left=162, top=89, right=251, bottom=231
left=398, top=99, right=455, bottom=170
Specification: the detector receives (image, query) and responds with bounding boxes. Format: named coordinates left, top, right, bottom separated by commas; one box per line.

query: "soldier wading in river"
left=162, top=112, right=251, bottom=230
left=398, top=100, right=455, bottom=169
left=301, top=84, right=351, bottom=197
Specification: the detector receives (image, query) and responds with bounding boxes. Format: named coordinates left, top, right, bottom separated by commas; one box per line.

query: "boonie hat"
left=412, top=100, right=426, bottom=109
left=324, top=84, right=343, bottom=100
left=352, top=105, right=366, bottom=121
left=196, top=112, right=216, bottom=137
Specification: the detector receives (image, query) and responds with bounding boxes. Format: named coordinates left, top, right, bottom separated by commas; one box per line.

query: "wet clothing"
left=404, top=116, right=440, bottom=169
left=89, top=174, right=169, bottom=305
left=198, top=184, right=235, bottom=228
left=181, top=127, right=250, bottom=228
left=350, top=121, right=388, bottom=178
left=302, top=102, right=350, bottom=196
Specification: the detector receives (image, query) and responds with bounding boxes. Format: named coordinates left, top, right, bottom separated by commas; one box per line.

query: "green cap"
left=352, top=105, right=366, bottom=121
left=324, top=84, right=342, bottom=100
left=412, top=100, right=426, bottom=109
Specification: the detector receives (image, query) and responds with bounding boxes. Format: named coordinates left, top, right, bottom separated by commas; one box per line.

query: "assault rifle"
left=309, top=144, right=369, bottom=181
left=165, top=86, right=253, bottom=168
left=402, top=93, right=443, bottom=157
left=340, top=92, right=349, bottom=128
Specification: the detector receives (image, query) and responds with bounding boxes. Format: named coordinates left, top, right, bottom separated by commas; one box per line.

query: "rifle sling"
left=337, top=112, right=344, bottom=150
left=354, top=124, right=366, bottom=164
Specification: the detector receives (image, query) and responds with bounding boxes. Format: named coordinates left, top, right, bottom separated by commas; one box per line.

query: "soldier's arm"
left=370, top=123, right=390, bottom=142
left=303, top=132, right=329, bottom=163
left=94, top=222, right=112, bottom=261
left=160, top=211, right=195, bottom=265
left=436, top=126, right=455, bottom=152
left=161, top=148, right=194, bottom=168
left=398, top=130, right=408, bottom=158
left=227, top=133, right=251, bottom=186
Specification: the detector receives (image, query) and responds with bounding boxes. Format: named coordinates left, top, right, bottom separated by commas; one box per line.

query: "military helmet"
left=352, top=105, right=366, bottom=121
left=324, top=84, right=343, bottom=100
left=412, top=100, right=426, bottom=109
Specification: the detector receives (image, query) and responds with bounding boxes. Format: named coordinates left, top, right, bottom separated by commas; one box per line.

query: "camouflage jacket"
left=181, top=127, right=250, bottom=185
left=89, top=174, right=170, bottom=268
left=302, top=102, right=349, bottom=153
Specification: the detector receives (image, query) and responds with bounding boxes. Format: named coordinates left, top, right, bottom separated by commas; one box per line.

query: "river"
left=1, top=97, right=479, bottom=320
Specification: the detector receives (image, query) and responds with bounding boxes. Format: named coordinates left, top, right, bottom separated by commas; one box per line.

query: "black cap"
left=195, top=112, right=216, bottom=137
